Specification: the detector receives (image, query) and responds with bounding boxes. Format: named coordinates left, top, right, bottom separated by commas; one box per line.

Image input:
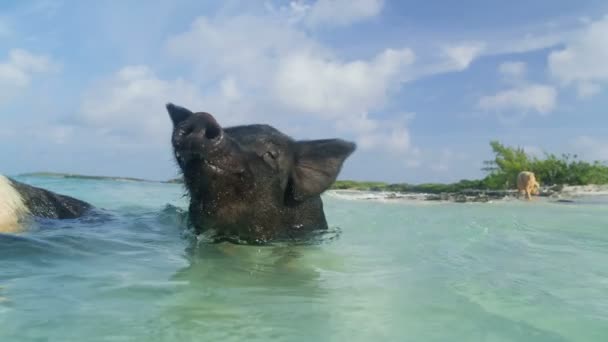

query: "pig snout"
left=173, top=112, right=224, bottom=154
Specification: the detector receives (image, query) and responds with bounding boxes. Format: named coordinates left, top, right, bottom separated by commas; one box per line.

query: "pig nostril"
left=205, top=123, right=221, bottom=140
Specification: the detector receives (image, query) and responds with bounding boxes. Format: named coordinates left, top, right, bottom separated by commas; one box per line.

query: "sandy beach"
left=326, top=184, right=608, bottom=203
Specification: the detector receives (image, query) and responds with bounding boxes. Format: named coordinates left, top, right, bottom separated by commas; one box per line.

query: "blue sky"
left=1, top=0, right=608, bottom=183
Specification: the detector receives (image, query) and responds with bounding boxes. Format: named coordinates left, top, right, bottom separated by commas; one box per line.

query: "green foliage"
left=333, top=141, right=608, bottom=193
left=481, top=141, right=532, bottom=189
left=482, top=142, right=608, bottom=188
left=331, top=180, right=388, bottom=190
left=331, top=179, right=485, bottom=194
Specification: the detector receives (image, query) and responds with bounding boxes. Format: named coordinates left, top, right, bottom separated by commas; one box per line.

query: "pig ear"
left=290, top=139, right=356, bottom=201
left=166, top=103, right=193, bottom=125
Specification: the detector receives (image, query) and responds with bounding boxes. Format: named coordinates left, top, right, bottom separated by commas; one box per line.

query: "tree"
left=482, top=141, right=608, bottom=189
left=482, top=141, right=531, bottom=189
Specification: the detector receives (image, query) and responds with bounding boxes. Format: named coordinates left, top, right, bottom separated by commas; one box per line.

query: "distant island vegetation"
left=331, top=141, right=608, bottom=193
left=20, top=141, right=608, bottom=195
left=19, top=172, right=168, bottom=183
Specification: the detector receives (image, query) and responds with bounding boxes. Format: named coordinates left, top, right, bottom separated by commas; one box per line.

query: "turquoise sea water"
left=1, top=176, right=608, bottom=341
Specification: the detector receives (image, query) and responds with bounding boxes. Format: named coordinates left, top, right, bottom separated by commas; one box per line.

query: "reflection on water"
left=151, top=243, right=330, bottom=341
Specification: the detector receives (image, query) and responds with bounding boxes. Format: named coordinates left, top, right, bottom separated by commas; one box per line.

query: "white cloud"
left=219, top=77, right=241, bottom=101
left=167, top=15, right=323, bottom=83
left=332, top=111, right=416, bottom=159
left=166, top=13, right=417, bottom=154
left=9, top=49, right=56, bottom=73
left=498, top=61, right=526, bottom=80
left=548, top=15, right=608, bottom=97
left=576, top=82, right=601, bottom=99
left=341, top=114, right=412, bottom=154
left=487, top=23, right=586, bottom=56
left=0, top=49, right=57, bottom=103
left=480, top=60, right=557, bottom=116
left=79, top=65, right=206, bottom=143
left=439, top=42, right=485, bottom=71
left=273, top=48, right=414, bottom=118
left=478, top=84, right=557, bottom=115
left=404, top=41, right=486, bottom=80
left=273, top=48, right=414, bottom=154
left=358, top=127, right=411, bottom=153
left=302, top=0, right=384, bottom=28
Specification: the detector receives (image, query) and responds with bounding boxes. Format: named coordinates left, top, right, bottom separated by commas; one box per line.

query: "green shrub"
left=331, top=141, right=608, bottom=192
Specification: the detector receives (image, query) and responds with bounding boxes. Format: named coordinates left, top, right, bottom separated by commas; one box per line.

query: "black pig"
left=167, top=103, right=355, bottom=244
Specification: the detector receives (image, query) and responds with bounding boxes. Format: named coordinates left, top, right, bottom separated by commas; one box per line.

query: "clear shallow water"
left=1, top=176, right=608, bottom=341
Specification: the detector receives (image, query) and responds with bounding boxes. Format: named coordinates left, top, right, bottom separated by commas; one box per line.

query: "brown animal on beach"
left=517, top=171, right=540, bottom=200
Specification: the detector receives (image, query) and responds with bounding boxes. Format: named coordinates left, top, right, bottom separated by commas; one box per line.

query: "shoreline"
left=327, top=185, right=608, bottom=204
left=16, top=172, right=608, bottom=203
left=17, top=172, right=179, bottom=184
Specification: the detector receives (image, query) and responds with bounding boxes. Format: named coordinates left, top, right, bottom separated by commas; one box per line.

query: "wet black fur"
left=9, top=178, right=92, bottom=219
left=167, top=103, right=356, bottom=244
